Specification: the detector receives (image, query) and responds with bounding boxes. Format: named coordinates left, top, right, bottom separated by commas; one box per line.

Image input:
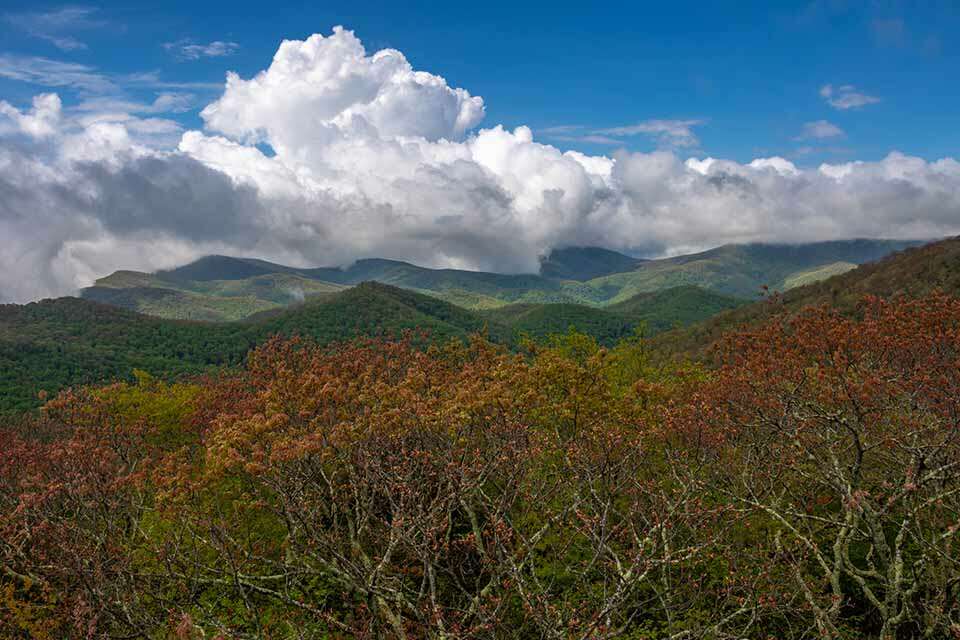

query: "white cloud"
left=0, top=55, right=115, bottom=93
left=0, top=93, right=61, bottom=138
left=164, top=40, right=240, bottom=61
left=200, top=28, right=484, bottom=145
left=747, top=157, right=800, bottom=175
left=797, top=119, right=845, bottom=140
left=1, top=26, right=959, bottom=303
left=595, top=119, right=705, bottom=148
left=820, top=84, right=881, bottom=110
left=548, top=133, right=624, bottom=146
left=538, top=125, right=583, bottom=135
left=543, top=119, right=705, bottom=149
left=4, top=6, right=107, bottom=51
left=75, top=92, right=195, bottom=114
left=0, top=54, right=222, bottom=97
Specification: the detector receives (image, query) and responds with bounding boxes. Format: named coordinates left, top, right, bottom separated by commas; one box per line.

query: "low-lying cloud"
left=1, top=26, right=959, bottom=303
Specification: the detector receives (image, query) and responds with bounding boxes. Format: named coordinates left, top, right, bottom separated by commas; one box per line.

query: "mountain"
left=83, top=270, right=346, bottom=321
left=481, top=304, right=637, bottom=347
left=7, top=239, right=947, bottom=415
left=83, top=240, right=919, bottom=320
left=2, top=279, right=747, bottom=414
left=85, top=258, right=577, bottom=319
left=157, top=255, right=303, bottom=282
left=538, top=246, right=645, bottom=281
left=0, top=283, right=510, bottom=415
left=586, top=239, right=921, bottom=302
left=303, top=258, right=571, bottom=305
left=656, top=237, right=960, bottom=358
left=483, top=285, right=745, bottom=346
left=606, top=285, right=745, bottom=333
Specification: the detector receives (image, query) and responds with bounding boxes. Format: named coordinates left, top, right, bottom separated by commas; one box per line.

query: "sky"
left=0, top=1, right=959, bottom=302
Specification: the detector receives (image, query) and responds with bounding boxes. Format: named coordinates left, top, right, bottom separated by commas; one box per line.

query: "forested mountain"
left=586, top=238, right=920, bottom=302
left=6, top=239, right=932, bottom=414
left=83, top=239, right=918, bottom=320
left=83, top=269, right=346, bottom=321
left=537, top=246, right=646, bottom=280
left=481, top=303, right=637, bottom=346
left=605, top=285, right=744, bottom=332
left=1, top=281, right=743, bottom=413
left=483, top=285, right=744, bottom=345
left=657, top=236, right=960, bottom=357
left=0, top=283, right=510, bottom=414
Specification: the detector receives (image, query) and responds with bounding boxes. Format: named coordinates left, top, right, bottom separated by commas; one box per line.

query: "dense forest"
left=0, top=284, right=514, bottom=415
left=3, top=240, right=960, bottom=638
left=0, top=283, right=739, bottom=415
left=3, top=291, right=960, bottom=637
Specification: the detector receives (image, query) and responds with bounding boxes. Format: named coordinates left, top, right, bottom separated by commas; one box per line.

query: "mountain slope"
left=84, top=239, right=921, bottom=319
left=655, top=237, right=960, bottom=358
left=606, top=285, right=745, bottom=333
left=0, top=283, right=509, bottom=414
left=482, top=303, right=637, bottom=346
left=83, top=271, right=346, bottom=321
left=157, top=255, right=302, bottom=282
left=588, top=239, right=921, bottom=301
left=484, top=285, right=746, bottom=346
left=538, top=246, right=645, bottom=281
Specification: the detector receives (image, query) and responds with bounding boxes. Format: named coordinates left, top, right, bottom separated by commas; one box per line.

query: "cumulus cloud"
left=820, top=84, right=881, bottom=110
left=0, top=93, right=62, bottom=138
left=1, top=26, right=959, bottom=303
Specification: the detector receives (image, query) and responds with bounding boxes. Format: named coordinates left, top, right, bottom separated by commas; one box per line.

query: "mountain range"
left=82, top=239, right=919, bottom=321
left=0, top=237, right=934, bottom=414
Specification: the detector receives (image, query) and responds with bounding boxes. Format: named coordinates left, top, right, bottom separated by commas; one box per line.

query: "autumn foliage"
left=3, top=294, right=960, bottom=638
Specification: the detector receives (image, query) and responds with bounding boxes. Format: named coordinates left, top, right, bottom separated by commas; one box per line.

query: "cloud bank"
left=1, top=26, right=959, bottom=302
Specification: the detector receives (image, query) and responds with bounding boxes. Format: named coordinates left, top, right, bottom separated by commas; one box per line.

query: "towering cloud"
left=1, top=27, right=959, bottom=303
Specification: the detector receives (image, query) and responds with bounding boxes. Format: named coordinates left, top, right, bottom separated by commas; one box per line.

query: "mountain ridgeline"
left=82, top=239, right=918, bottom=321
left=655, top=235, right=960, bottom=358
left=1, top=281, right=739, bottom=414
left=0, top=238, right=927, bottom=414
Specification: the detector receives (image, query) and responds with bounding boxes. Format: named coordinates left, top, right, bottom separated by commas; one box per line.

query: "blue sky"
left=2, top=1, right=960, bottom=303
left=1, top=0, right=957, bottom=164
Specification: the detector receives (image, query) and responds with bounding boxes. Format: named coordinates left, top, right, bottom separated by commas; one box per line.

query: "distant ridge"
left=83, top=239, right=922, bottom=321
left=4, top=238, right=948, bottom=414
left=158, top=255, right=302, bottom=282
left=538, top=246, right=645, bottom=281
left=656, top=236, right=960, bottom=357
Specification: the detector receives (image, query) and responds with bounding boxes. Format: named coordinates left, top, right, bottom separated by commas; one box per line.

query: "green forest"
left=3, top=239, right=960, bottom=638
